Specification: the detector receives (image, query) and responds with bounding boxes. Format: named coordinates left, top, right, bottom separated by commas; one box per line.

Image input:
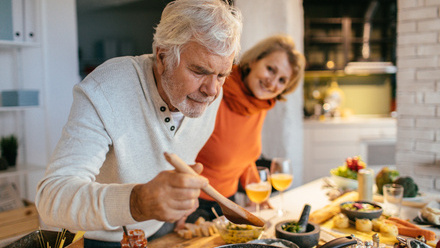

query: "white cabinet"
left=303, top=117, right=397, bottom=183
left=0, top=0, right=45, bottom=200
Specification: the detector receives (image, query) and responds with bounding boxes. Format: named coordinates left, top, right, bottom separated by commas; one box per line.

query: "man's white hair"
left=153, top=0, right=242, bottom=69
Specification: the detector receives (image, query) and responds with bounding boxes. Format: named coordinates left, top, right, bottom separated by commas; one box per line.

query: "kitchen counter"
left=304, top=115, right=396, bottom=127
left=149, top=178, right=440, bottom=247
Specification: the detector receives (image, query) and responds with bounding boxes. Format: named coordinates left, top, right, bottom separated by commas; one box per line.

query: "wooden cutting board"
left=321, top=218, right=398, bottom=246
left=148, top=233, right=226, bottom=248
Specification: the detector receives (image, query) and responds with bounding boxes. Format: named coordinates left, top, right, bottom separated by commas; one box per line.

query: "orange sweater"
left=196, top=66, right=275, bottom=201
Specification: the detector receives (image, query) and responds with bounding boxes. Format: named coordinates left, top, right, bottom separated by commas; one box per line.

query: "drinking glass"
left=383, top=183, right=404, bottom=217
left=245, top=166, right=271, bottom=216
left=270, top=157, right=293, bottom=216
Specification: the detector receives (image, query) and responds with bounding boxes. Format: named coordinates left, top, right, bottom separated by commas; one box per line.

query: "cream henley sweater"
left=35, top=55, right=221, bottom=242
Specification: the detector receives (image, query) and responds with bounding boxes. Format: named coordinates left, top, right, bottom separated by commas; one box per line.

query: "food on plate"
left=421, top=202, right=440, bottom=225
left=341, top=202, right=381, bottom=212
left=379, top=223, right=399, bottom=237
left=375, top=167, right=400, bottom=195
left=175, top=217, right=218, bottom=239
left=331, top=156, right=366, bottom=180
left=355, top=219, right=373, bottom=232
left=309, top=191, right=358, bottom=224
left=333, top=213, right=349, bottom=228
left=385, top=217, right=437, bottom=241
left=121, top=229, right=147, bottom=248
left=372, top=218, right=385, bottom=232
left=393, top=176, right=419, bottom=198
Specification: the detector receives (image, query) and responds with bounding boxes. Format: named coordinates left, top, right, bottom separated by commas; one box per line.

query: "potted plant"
left=1, top=134, right=18, bottom=166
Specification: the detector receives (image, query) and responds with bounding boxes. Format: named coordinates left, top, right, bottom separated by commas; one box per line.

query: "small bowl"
left=248, top=238, right=299, bottom=248
left=275, top=220, right=320, bottom=248
left=330, top=174, right=358, bottom=190
left=340, top=201, right=383, bottom=221
left=214, top=216, right=265, bottom=244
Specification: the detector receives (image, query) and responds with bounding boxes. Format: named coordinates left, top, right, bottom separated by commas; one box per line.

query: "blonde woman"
left=188, top=34, right=305, bottom=222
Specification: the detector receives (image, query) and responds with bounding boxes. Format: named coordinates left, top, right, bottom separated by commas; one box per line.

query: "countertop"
left=149, top=178, right=440, bottom=247
left=304, top=115, right=397, bottom=127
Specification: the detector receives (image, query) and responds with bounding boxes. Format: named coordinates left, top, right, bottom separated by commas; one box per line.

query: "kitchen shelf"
left=0, top=106, right=40, bottom=112
left=303, top=3, right=397, bottom=72
left=0, top=40, right=40, bottom=48
left=0, top=165, right=44, bottom=179
left=0, top=0, right=45, bottom=201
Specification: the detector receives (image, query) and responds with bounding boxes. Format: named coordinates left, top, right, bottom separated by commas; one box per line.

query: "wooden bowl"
left=275, top=221, right=320, bottom=248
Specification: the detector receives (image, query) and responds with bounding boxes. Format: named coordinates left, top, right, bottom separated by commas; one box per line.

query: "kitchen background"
left=0, top=0, right=439, bottom=204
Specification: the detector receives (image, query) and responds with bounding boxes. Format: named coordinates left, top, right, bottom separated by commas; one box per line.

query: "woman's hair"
left=152, top=0, right=242, bottom=70
left=239, top=35, right=306, bottom=101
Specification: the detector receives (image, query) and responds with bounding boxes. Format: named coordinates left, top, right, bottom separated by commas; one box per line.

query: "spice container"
left=358, top=168, right=374, bottom=202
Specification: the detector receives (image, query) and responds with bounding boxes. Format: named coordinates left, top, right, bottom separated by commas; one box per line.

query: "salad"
left=331, top=156, right=366, bottom=180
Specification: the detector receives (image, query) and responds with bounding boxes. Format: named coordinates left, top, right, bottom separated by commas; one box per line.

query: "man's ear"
left=155, top=48, right=166, bottom=75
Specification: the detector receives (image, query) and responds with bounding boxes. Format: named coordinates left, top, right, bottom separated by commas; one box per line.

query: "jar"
left=358, top=168, right=374, bottom=202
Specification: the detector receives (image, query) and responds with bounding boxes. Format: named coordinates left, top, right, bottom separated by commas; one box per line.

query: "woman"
left=187, top=34, right=305, bottom=222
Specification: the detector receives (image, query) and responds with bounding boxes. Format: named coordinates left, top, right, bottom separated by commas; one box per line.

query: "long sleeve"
left=35, top=55, right=221, bottom=241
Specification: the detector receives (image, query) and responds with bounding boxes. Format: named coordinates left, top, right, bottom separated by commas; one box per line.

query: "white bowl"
left=330, top=174, right=358, bottom=190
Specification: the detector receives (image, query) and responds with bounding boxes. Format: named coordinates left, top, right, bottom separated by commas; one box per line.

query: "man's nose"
left=201, top=76, right=218, bottom=97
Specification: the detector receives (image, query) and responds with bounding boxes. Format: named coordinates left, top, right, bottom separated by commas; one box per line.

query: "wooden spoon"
left=164, top=152, right=265, bottom=227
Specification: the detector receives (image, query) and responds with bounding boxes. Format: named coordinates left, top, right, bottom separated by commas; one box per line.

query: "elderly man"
left=35, top=0, right=242, bottom=246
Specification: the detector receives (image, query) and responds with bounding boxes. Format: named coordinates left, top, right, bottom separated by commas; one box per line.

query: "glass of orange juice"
left=270, top=157, right=293, bottom=216
left=245, top=166, right=271, bottom=216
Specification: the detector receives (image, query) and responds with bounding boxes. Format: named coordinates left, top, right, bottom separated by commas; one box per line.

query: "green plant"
left=1, top=134, right=18, bottom=166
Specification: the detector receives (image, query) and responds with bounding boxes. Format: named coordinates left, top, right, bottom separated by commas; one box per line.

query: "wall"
left=77, top=7, right=162, bottom=78
left=235, top=0, right=305, bottom=187
left=396, top=0, right=440, bottom=193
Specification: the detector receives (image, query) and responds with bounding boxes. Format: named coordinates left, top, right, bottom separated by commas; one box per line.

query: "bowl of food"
left=330, top=173, right=358, bottom=190
left=248, top=238, right=299, bottom=248
left=214, top=216, right=265, bottom=244
left=340, top=201, right=383, bottom=221
left=274, top=220, right=320, bottom=248
left=330, top=156, right=367, bottom=190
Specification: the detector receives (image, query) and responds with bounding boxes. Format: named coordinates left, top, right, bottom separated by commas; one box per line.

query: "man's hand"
left=130, top=163, right=207, bottom=223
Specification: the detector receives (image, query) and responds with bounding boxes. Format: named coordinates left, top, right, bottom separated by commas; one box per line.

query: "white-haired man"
left=35, top=0, right=242, bottom=246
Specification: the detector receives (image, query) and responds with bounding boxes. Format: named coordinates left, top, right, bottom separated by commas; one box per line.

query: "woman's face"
left=244, top=51, right=292, bottom=100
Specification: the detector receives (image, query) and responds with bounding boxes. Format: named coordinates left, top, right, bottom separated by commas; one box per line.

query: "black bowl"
left=275, top=221, right=320, bottom=248
left=340, top=201, right=383, bottom=221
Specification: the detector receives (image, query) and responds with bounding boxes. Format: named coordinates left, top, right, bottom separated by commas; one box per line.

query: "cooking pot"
left=216, top=236, right=358, bottom=248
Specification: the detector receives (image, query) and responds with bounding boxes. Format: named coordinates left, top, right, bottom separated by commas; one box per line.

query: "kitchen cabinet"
left=303, top=0, right=397, bottom=73
left=0, top=0, right=45, bottom=200
left=302, top=117, right=396, bottom=183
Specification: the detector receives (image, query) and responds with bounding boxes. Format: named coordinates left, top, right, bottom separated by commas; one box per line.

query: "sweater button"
left=165, top=117, right=170, bottom=123
left=160, top=106, right=166, bottom=112
left=170, top=126, right=175, bottom=131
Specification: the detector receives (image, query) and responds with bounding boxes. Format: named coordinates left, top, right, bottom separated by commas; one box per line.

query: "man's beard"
left=161, top=68, right=214, bottom=118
